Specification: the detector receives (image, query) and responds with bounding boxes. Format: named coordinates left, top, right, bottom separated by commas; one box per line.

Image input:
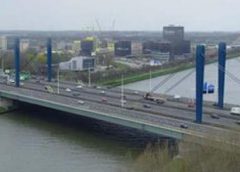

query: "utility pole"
left=149, top=68, right=152, bottom=93
left=88, top=67, right=91, bottom=87
left=0, top=50, right=4, bottom=71
left=57, top=67, right=60, bottom=94
left=121, top=74, right=124, bottom=107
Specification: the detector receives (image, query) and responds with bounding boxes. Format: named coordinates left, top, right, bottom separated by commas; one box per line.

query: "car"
left=180, top=124, right=188, bottom=129
left=101, top=97, right=107, bottom=103
left=120, top=99, right=127, bottom=104
left=77, top=100, right=85, bottom=105
left=20, top=82, right=24, bottom=86
left=44, top=85, right=54, bottom=93
left=72, top=93, right=80, bottom=97
left=143, top=104, right=151, bottom=108
left=100, top=90, right=105, bottom=94
left=134, top=91, right=139, bottom=95
left=230, top=107, right=240, bottom=116
left=173, top=94, right=181, bottom=100
left=65, top=88, right=71, bottom=92
left=187, top=100, right=195, bottom=108
left=35, top=80, right=41, bottom=83
left=9, top=79, right=15, bottom=83
left=76, top=85, right=82, bottom=89
left=236, top=120, right=240, bottom=125
left=210, top=114, right=220, bottom=119
left=126, top=106, right=135, bottom=110
left=97, top=86, right=101, bottom=89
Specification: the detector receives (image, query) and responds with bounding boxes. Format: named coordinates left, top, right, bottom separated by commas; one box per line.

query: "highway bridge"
left=0, top=79, right=240, bottom=145
left=0, top=38, right=239, bottom=146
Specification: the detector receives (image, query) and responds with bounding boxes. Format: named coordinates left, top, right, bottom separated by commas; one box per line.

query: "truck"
left=230, top=107, right=240, bottom=116
left=143, top=93, right=165, bottom=104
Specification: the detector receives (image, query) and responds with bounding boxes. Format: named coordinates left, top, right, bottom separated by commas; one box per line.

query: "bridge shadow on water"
left=14, top=102, right=177, bottom=155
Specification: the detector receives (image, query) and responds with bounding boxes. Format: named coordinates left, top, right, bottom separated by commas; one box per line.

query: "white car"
left=230, top=107, right=240, bottom=115
left=120, top=99, right=127, bottom=104
left=134, top=91, right=139, bottom=94
left=77, top=100, right=85, bottom=105
left=174, top=95, right=181, bottom=99
left=76, top=85, right=82, bottom=89
left=9, top=79, right=15, bottom=83
left=65, top=88, right=72, bottom=92
left=100, top=90, right=105, bottom=94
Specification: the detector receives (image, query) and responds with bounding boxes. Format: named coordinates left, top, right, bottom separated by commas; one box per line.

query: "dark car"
left=72, top=93, right=80, bottom=97
left=143, top=104, right=151, bottom=108
left=236, top=120, right=240, bottom=125
left=210, top=114, right=220, bottom=119
left=180, top=124, right=188, bottom=129
left=126, top=106, right=135, bottom=110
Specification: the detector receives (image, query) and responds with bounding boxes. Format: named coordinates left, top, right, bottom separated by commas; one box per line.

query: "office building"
left=114, top=41, right=132, bottom=56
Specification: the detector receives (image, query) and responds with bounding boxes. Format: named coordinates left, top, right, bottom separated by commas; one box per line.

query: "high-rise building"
left=163, top=25, right=191, bottom=57
left=80, top=40, right=95, bottom=56
left=0, top=36, right=7, bottom=51
left=163, top=26, right=184, bottom=42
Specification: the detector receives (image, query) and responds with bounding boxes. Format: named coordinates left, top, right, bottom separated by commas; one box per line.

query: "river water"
left=0, top=105, right=160, bottom=172
left=125, top=57, right=240, bottom=105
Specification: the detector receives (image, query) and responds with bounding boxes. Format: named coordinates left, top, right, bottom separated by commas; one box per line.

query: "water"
left=125, top=57, right=240, bottom=105
left=0, top=105, right=161, bottom=172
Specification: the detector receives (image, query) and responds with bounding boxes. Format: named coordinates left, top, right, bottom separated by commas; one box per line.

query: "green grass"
left=126, top=138, right=240, bottom=172
left=101, top=63, right=194, bottom=87
left=100, top=53, right=240, bottom=87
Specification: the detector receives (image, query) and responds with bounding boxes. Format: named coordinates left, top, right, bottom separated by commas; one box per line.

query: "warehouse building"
left=59, top=56, right=95, bottom=71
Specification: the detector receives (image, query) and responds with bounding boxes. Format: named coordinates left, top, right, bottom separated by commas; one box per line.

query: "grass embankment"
left=101, top=53, right=240, bottom=87
left=125, top=139, right=240, bottom=172
left=101, top=63, right=194, bottom=87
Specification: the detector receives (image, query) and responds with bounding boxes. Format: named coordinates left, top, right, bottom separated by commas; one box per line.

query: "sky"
left=0, top=0, right=239, bottom=31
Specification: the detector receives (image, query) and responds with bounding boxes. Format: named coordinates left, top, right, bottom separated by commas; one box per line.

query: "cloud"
left=0, top=0, right=239, bottom=31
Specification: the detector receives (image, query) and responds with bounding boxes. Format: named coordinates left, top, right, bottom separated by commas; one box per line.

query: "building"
left=72, top=40, right=81, bottom=55
left=80, top=37, right=96, bottom=56
left=163, top=26, right=184, bottom=42
left=114, top=41, right=132, bottom=56
left=59, top=56, right=95, bottom=71
left=20, top=39, right=30, bottom=52
left=0, top=36, right=7, bottom=51
left=142, top=41, right=171, bottom=54
left=163, top=25, right=191, bottom=57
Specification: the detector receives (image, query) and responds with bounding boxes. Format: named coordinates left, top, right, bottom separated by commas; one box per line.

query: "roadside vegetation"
left=124, top=138, right=240, bottom=172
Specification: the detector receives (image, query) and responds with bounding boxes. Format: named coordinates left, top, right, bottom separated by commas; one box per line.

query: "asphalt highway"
left=1, top=80, right=240, bottom=143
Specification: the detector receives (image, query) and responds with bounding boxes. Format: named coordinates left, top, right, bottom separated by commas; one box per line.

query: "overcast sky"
left=0, top=0, right=239, bottom=31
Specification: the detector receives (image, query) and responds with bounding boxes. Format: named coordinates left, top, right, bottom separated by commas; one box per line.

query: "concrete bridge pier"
left=0, top=97, right=18, bottom=114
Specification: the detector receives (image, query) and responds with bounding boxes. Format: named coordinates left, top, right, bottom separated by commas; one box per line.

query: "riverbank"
left=100, top=53, right=240, bottom=87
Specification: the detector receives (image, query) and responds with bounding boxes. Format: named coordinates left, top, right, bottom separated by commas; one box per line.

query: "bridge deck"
left=0, top=80, right=240, bottom=144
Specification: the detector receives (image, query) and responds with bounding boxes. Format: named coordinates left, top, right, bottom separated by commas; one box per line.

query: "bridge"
left=0, top=38, right=240, bottom=145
